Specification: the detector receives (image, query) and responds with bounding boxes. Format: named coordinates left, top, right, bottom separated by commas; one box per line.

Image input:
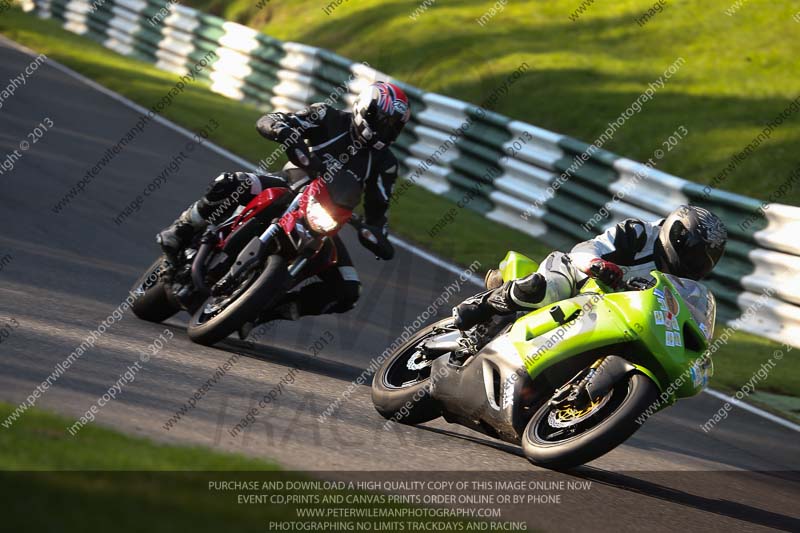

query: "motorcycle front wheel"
left=522, top=372, right=658, bottom=470
left=371, top=318, right=456, bottom=425
left=187, top=255, right=288, bottom=346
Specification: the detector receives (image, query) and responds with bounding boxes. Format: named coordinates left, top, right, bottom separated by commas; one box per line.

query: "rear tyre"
left=522, top=372, right=658, bottom=470
left=187, top=255, right=288, bottom=346
left=131, top=256, right=180, bottom=323
left=371, top=318, right=453, bottom=425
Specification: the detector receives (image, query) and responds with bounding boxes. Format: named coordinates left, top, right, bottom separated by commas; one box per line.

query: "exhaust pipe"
left=191, top=242, right=212, bottom=295
left=421, top=339, right=462, bottom=355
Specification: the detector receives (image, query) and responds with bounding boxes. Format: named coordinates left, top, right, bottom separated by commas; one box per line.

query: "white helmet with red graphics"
left=352, top=81, right=411, bottom=150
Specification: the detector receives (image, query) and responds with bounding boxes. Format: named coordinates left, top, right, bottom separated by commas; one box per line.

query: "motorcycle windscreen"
left=325, top=169, right=364, bottom=211
left=664, top=274, right=717, bottom=340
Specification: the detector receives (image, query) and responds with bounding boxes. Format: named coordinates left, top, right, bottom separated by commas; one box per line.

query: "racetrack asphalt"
left=0, top=38, right=797, bottom=532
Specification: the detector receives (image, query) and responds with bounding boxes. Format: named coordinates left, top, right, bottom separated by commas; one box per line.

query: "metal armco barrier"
left=28, top=0, right=800, bottom=348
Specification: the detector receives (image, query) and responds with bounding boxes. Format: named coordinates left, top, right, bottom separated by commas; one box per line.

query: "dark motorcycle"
left=130, top=170, right=364, bottom=346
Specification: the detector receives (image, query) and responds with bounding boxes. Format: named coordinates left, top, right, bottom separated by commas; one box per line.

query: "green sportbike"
left=372, top=251, right=715, bottom=469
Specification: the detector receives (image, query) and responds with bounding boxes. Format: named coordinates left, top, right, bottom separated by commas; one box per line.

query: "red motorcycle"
left=130, top=171, right=364, bottom=346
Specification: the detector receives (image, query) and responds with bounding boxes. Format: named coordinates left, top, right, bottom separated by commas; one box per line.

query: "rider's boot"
left=156, top=201, right=209, bottom=265
left=450, top=269, right=506, bottom=330
left=452, top=290, right=495, bottom=331
left=453, top=273, right=547, bottom=330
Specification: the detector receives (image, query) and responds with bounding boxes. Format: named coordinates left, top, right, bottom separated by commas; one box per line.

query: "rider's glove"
left=582, top=258, right=624, bottom=288
left=358, top=223, right=394, bottom=260
left=287, top=142, right=324, bottom=176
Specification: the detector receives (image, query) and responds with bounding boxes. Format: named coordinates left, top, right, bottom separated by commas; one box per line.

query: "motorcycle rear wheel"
left=371, top=318, right=454, bottom=425
left=131, top=256, right=180, bottom=323
left=187, top=255, right=288, bottom=346
left=522, top=372, right=658, bottom=470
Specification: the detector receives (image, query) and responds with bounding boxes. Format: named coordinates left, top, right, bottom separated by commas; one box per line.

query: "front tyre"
left=371, top=318, right=454, bottom=425
left=130, top=256, right=179, bottom=323
left=522, top=373, right=658, bottom=470
left=187, top=255, right=288, bottom=346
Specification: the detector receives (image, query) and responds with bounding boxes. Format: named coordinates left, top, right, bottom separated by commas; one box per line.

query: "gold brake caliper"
left=548, top=358, right=613, bottom=429
left=554, top=398, right=603, bottom=423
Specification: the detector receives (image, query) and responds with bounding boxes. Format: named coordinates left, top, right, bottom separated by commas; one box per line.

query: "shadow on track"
left=415, top=426, right=800, bottom=531
left=416, top=425, right=526, bottom=458
left=572, top=467, right=800, bottom=531
left=211, top=335, right=365, bottom=384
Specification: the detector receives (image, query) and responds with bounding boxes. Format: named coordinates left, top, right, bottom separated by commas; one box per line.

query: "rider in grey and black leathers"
left=453, top=206, right=728, bottom=330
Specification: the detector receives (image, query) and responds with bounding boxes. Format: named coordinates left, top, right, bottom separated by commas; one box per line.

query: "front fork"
left=197, top=187, right=323, bottom=297
left=216, top=221, right=321, bottom=293
left=549, top=355, right=641, bottom=410
left=549, top=358, right=606, bottom=408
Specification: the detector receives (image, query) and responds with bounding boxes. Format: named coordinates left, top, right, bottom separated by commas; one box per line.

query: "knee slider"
left=484, top=268, right=504, bottom=290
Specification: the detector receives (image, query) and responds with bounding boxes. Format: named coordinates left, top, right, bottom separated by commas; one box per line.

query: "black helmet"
left=654, top=205, right=728, bottom=280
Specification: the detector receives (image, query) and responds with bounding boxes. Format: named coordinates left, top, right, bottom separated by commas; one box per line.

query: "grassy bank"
left=0, top=403, right=277, bottom=470
left=0, top=402, right=282, bottom=532
left=191, top=0, right=800, bottom=205
left=1, top=8, right=797, bottom=403
left=0, top=403, right=489, bottom=532
left=710, top=331, right=799, bottom=402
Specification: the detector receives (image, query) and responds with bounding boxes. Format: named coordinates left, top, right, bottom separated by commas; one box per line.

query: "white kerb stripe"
left=703, top=388, right=800, bottom=433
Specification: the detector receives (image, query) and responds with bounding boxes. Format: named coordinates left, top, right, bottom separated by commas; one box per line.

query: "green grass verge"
left=709, top=331, right=799, bottom=400
left=0, top=403, right=491, bottom=533
left=1, top=8, right=797, bottom=403
left=748, top=391, right=800, bottom=424
left=0, top=402, right=278, bottom=470
left=192, top=0, right=800, bottom=206
left=0, top=402, right=284, bottom=531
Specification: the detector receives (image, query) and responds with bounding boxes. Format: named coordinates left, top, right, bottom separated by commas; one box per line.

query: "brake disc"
left=406, top=349, right=433, bottom=371
left=547, top=391, right=613, bottom=429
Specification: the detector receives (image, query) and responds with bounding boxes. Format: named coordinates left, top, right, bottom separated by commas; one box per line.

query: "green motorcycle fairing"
left=497, top=251, right=715, bottom=407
